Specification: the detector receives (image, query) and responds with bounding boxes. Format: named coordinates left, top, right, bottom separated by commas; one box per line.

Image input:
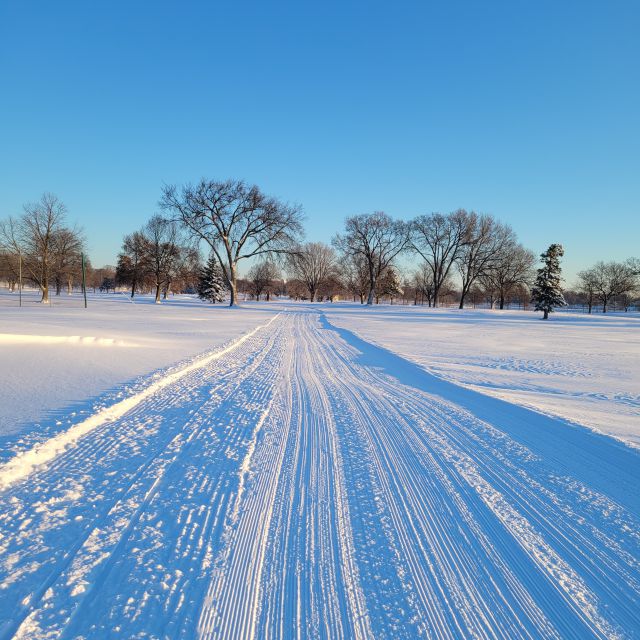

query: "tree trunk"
left=41, top=274, right=49, bottom=303
left=366, top=282, right=375, bottom=305
left=543, top=309, right=549, bottom=320
left=458, top=292, right=466, bottom=310
left=359, top=294, right=364, bottom=304
left=131, top=282, right=136, bottom=298
left=499, top=294, right=505, bottom=310
left=155, top=283, right=161, bottom=303
left=228, top=265, right=238, bottom=307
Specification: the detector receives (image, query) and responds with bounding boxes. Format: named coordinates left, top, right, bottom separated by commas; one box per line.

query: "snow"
left=325, top=305, right=640, bottom=448
left=0, top=290, right=277, bottom=438
left=0, top=314, right=280, bottom=491
left=0, top=299, right=639, bottom=638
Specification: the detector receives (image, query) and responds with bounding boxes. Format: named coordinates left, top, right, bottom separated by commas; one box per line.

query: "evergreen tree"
left=531, top=244, right=566, bottom=320
left=197, top=254, right=226, bottom=303
left=378, top=266, right=404, bottom=304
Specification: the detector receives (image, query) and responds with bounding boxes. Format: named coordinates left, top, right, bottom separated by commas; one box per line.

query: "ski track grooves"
left=0, top=311, right=638, bottom=639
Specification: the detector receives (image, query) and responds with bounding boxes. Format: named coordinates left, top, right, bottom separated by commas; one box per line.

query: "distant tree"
left=333, top=212, right=409, bottom=305
left=89, top=265, right=116, bottom=293
left=341, top=254, right=370, bottom=303
left=144, top=215, right=181, bottom=304
left=481, top=241, right=535, bottom=309
left=116, top=231, right=150, bottom=298
left=576, top=268, right=599, bottom=313
left=378, top=266, right=404, bottom=304
left=410, top=210, right=470, bottom=307
left=198, top=253, right=226, bottom=303
left=0, top=193, right=68, bottom=303
left=286, top=278, right=309, bottom=301
left=590, top=260, right=638, bottom=313
left=317, top=273, right=344, bottom=302
left=174, top=246, right=202, bottom=294
left=248, top=260, right=281, bottom=300
left=412, top=263, right=436, bottom=306
left=457, top=215, right=512, bottom=309
left=531, top=244, right=567, bottom=320
left=100, top=277, right=116, bottom=293
left=0, top=251, right=20, bottom=291
left=161, top=179, right=303, bottom=306
left=287, top=242, right=336, bottom=302
left=51, top=227, right=85, bottom=295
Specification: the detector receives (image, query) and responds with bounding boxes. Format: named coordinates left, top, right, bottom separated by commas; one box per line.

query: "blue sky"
left=1, top=0, right=638, bottom=280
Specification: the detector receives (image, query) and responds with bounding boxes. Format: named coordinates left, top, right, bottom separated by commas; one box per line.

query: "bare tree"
left=340, top=254, right=370, bottom=303
left=116, top=231, right=151, bottom=298
left=457, top=215, right=512, bottom=309
left=576, top=268, right=599, bottom=313
left=589, top=260, right=638, bottom=313
left=286, top=278, right=309, bottom=301
left=317, top=273, right=344, bottom=302
left=89, top=265, right=116, bottom=293
left=144, top=215, right=181, bottom=304
left=174, top=245, right=202, bottom=294
left=287, top=242, right=336, bottom=302
left=480, top=241, right=535, bottom=309
left=0, top=251, right=20, bottom=291
left=51, top=227, right=85, bottom=295
left=0, top=193, right=69, bottom=303
left=410, top=210, right=470, bottom=307
left=160, top=179, right=303, bottom=306
left=333, top=212, right=409, bottom=305
left=248, top=260, right=281, bottom=300
left=412, top=262, right=436, bottom=306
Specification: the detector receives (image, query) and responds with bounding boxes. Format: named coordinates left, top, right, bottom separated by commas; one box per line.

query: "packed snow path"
left=0, top=311, right=638, bottom=639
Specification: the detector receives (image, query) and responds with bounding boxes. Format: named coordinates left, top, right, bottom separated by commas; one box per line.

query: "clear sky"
left=1, top=0, right=638, bottom=281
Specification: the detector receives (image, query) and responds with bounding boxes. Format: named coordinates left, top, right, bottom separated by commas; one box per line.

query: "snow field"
left=0, top=290, right=277, bottom=437
left=0, top=310, right=638, bottom=638
left=324, top=305, right=640, bottom=447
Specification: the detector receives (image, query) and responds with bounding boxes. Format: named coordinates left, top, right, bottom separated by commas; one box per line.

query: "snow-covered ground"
left=0, top=290, right=276, bottom=438
left=0, top=298, right=639, bottom=638
left=326, top=305, right=640, bottom=448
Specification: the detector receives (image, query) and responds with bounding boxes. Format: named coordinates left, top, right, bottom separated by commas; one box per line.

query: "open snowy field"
left=326, top=305, right=640, bottom=448
left=0, top=290, right=276, bottom=440
left=0, top=297, right=639, bottom=638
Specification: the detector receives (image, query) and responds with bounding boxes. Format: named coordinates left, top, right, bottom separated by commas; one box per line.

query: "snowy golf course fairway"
left=0, top=297, right=639, bottom=639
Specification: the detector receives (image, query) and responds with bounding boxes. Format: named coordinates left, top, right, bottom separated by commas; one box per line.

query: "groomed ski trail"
left=0, top=311, right=638, bottom=639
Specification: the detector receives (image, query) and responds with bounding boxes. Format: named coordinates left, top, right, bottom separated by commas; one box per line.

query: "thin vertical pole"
left=18, top=250, right=22, bottom=307
left=81, top=252, right=88, bottom=308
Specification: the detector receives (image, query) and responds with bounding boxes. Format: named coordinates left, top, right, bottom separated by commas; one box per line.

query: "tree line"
left=2, top=182, right=639, bottom=313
